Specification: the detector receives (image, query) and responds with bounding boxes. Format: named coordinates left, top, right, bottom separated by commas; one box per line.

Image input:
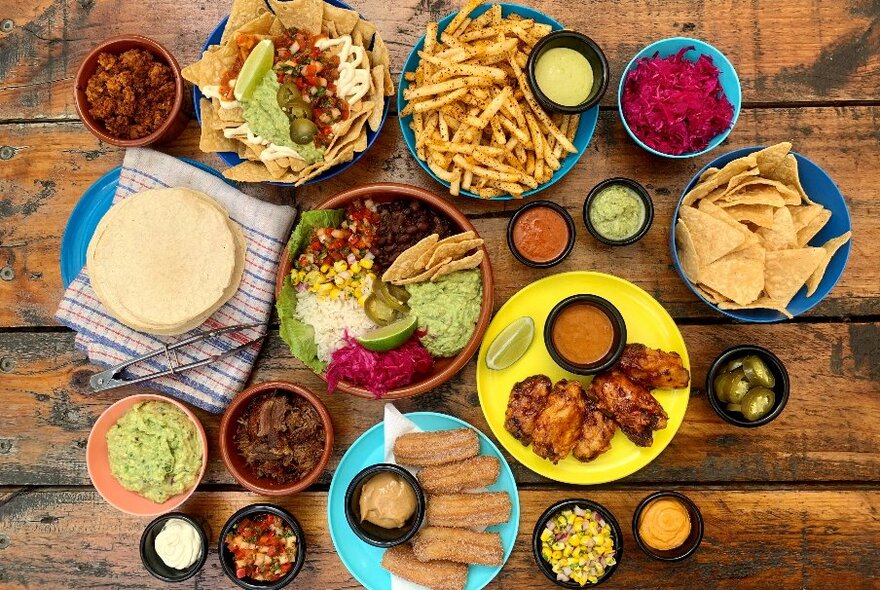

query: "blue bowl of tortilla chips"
left=671, top=143, right=852, bottom=322
left=190, top=0, right=392, bottom=186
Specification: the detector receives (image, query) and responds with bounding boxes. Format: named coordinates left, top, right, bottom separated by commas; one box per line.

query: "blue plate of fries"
left=398, top=2, right=599, bottom=200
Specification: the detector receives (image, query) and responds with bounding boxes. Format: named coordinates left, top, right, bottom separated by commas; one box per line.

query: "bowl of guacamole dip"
left=584, top=177, right=654, bottom=246
left=88, top=394, right=207, bottom=515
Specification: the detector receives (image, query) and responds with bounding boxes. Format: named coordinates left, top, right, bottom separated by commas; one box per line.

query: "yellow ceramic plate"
left=476, top=272, right=690, bottom=484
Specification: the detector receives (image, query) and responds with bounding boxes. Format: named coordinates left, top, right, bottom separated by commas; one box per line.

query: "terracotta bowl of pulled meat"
left=74, top=35, right=188, bottom=147
left=220, top=381, right=334, bottom=495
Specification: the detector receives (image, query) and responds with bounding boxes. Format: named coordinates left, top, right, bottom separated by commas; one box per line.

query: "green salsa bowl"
left=583, top=177, right=654, bottom=246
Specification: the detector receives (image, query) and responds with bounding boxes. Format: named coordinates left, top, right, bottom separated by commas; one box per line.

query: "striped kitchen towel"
left=55, top=148, right=296, bottom=413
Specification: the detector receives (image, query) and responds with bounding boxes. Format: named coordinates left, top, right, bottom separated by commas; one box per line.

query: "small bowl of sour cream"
left=140, top=513, right=208, bottom=582
left=526, top=30, right=609, bottom=114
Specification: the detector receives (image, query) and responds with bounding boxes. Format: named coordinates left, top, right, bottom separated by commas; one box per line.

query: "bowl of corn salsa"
left=219, top=504, right=306, bottom=590
left=531, top=499, right=623, bottom=587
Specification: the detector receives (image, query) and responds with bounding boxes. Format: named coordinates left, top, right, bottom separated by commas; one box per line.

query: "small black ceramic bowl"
left=706, top=345, right=790, bottom=427
left=526, top=30, right=609, bottom=114
left=532, top=499, right=623, bottom=588
left=140, top=512, right=208, bottom=583
left=345, top=463, right=425, bottom=547
left=219, top=504, right=306, bottom=590
left=507, top=200, right=577, bottom=268
left=583, top=177, right=654, bottom=246
left=545, top=294, right=627, bottom=375
left=632, top=491, right=704, bottom=561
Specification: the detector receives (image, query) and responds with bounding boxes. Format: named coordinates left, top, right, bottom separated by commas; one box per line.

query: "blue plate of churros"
left=328, top=411, right=520, bottom=590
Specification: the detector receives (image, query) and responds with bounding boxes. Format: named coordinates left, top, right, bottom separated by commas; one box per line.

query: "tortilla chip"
left=695, top=283, right=730, bottom=304
left=181, top=43, right=238, bottom=87
left=764, top=247, right=825, bottom=306
left=719, top=185, right=787, bottom=208
left=696, top=200, right=760, bottom=250
left=767, top=154, right=811, bottom=203
left=754, top=142, right=792, bottom=176
left=805, top=232, right=851, bottom=296
left=223, top=160, right=275, bottom=182
left=269, top=0, right=322, bottom=33
left=415, top=231, right=476, bottom=268
left=369, top=65, right=386, bottom=131
left=323, top=3, right=359, bottom=35
left=682, top=155, right=758, bottom=206
left=699, top=244, right=766, bottom=306
left=222, top=0, right=270, bottom=43
left=382, top=234, right=440, bottom=282
left=755, top=207, right=797, bottom=251
left=796, top=208, right=831, bottom=246
left=431, top=250, right=484, bottom=281
left=392, top=265, right=442, bottom=285
left=427, top=238, right=483, bottom=268
left=789, top=204, right=825, bottom=233
left=675, top=219, right=701, bottom=283
left=723, top=178, right=800, bottom=205
left=678, top=206, right=746, bottom=264
left=724, top=168, right=761, bottom=192
left=198, top=99, right=242, bottom=152
left=718, top=297, right=794, bottom=319
left=723, top=204, right=776, bottom=229
left=354, top=19, right=377, bottom=49
left=698, top=167, right=720, bottom=183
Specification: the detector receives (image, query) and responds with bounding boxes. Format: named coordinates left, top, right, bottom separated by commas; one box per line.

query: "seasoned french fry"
left=488, top=180, right=525, bottom=195
left=452, top=154, right=521, bottom=182
left=404, top=76, right=495, bottom=100
left=462, top=168, right=474, bottom=190
left=446, top=0, right=484, bottom=36
left=438, top=112, right=450, bottom=142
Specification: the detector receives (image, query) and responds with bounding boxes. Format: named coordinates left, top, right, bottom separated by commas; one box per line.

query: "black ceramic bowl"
left=706, top=345, right=790, bottom=427
left=218, top=504, right=306, bottom=590
left=632, top=491, right=704, bottom=561
left=140, top=512, right=208, bottom=582
left=583, top=177, right=654, bottom=246
left=532, top=499, right=623, bottom=588
left=544, top=294, right=627, bottom=375
left=526, top=30, right=609, bottom=114
left=345, top=463, right=425, bottom=547
left=507, top=200, right=577, bottom=268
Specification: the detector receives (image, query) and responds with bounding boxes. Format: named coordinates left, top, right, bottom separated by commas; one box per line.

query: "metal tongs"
left=90, top=322, right=268, bottom=392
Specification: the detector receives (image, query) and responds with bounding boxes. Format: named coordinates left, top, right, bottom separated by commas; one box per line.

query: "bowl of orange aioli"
left=544, top=294, right=626, bottom=375
left=507, top=201, right=576, bottom=268
left=632, top=491, right=704, bottom=561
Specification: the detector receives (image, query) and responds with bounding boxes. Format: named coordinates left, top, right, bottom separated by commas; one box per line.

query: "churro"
left=418, top=455, right=500, bottom=494
left=426, top=492, right=511, bottom=528
left=393, top=428, right=479, bottom=467
left=381, top=544, right=467, bottom=590
left=412, top=526, right=504, bottom=566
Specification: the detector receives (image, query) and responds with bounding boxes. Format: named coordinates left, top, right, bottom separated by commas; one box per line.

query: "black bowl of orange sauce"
left=544, top=294, right=627, bottom=375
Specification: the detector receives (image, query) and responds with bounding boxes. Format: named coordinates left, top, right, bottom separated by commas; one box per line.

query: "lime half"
left=485, top=316, right=534, bottom=370
left=357, top=315, right=419, bottom=352
left=234, top=39, right=275, bottom=102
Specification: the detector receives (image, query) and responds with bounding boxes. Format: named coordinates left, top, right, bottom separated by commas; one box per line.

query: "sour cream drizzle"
left=315, top=35, right=371, bottom=105
left=222, top=123, right=305, bottom=162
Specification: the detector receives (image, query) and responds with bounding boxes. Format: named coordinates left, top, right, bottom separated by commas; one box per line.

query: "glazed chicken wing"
left=618, top=343, right=691, bottom=390
left=504, top=374, right=552, bottom=446
left=572, top=398, right=617, bottom=462
left=531, top=379, right=586, bottom=463
left=587, top=369, right=668, bottom=447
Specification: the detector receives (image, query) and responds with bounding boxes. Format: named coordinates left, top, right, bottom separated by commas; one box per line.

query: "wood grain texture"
left=2, top=105, right=879, bottom=327
left=1, top=322, right=877, bottom=487
left=0, top=488, right=878, bottom=589
left=1, top=0, right=879, bottom=121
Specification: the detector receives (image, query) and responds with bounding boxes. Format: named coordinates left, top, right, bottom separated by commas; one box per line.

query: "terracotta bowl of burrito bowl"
left=274, top=182, right=495, bottom=400
left=219, top=381, right=334, bottom=495
left=74, top=35, right=188, bottom=147
left=86, top=393, right=208, bottom=516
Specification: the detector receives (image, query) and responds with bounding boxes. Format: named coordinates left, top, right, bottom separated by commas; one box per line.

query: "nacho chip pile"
left=183, top=0, right=394, bottom=185
left=382, top=231, right=485, bottom=285
left=676, top=142, right=851, bottom=318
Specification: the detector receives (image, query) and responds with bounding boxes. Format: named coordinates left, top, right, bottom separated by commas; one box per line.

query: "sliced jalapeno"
left=724, top=367, right=751, bottom=404
left=741, top=355, right=776, bottom=388
left=741, top=387, right=776, bottom=421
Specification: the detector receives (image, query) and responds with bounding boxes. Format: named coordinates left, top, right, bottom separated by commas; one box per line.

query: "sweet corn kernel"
left=350, top=262, right=361, bottom=274
left=360, top=258, right=374, bottom=269
left=320, top=264, right=330, bottom=273
left=333, top=260, right=347, bottom=272
left=329, top=287, right=341, bottom=300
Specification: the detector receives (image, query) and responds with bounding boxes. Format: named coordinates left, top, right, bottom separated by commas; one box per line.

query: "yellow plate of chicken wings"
left=476, top=272, right=690, bottom=484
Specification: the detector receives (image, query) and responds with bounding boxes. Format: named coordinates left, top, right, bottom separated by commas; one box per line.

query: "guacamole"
left=106, top=401, right=203, bottom=503
left=406, top=269, right=482, bottom=357
left=588, top=183, right=647, bottom=241
left=242, top=70, right=323, bottom=164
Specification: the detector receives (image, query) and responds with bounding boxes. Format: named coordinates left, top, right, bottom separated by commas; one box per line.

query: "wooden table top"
left=1, top=0, right=878, bottom=588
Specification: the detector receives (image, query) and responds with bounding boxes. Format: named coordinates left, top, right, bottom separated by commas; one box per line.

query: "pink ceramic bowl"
left=87, top=393, right=208, bottom=516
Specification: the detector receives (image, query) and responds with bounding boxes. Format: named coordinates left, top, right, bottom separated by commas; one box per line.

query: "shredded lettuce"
left=286, top=208, right=345, bottom=260
left=276, top=276, right=326, bottom=373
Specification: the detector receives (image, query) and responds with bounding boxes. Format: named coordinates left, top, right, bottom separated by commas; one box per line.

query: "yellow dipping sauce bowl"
left=526, top=30, right=609, bottom=114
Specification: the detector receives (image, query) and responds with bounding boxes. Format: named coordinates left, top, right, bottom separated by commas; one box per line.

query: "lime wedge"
left=357, top=315, right=419, bottom=352
left=234, top=39, right=275, bottom=102
left=485, top=316, right=534, bottom=370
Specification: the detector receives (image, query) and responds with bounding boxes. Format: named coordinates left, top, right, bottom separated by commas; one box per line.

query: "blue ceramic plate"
left=618, top=37, right=741, bottom=159
left=60, top=158, right=227, bottom=287
left=328, top=412, right=520, bottom=590
left=671, top=146, right=852, bottom=322
left=397, top=3, right=599, bottom=200
left=192, top=0, right=391, bottom=186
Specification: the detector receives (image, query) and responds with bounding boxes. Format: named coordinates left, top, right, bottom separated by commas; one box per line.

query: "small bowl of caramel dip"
left=632, top=491, right=704, bottom=561
left=544, top=294, right=627, bottom=375
left=344, top=463, right=425, bottom=548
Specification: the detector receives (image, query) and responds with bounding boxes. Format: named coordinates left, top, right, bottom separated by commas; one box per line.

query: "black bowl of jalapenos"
left=706, top=345, right=790, bottom=427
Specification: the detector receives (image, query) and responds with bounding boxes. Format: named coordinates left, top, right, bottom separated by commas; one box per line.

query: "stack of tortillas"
left=87, top=188, right=246, bottom=335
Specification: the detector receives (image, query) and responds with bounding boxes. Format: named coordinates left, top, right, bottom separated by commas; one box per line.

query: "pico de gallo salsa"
left=225, top=513, right=299, bottom=582
left=219, top=28, right=351, bottom=148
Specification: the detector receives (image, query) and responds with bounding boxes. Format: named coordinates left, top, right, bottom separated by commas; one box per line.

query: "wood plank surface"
left=2, top=105, right=879, bottom=328
left=1, top=0, right=879, bottom=121
left=2, top=321, right=878, bottom=487
left=1, top=488, right=878, bottom=589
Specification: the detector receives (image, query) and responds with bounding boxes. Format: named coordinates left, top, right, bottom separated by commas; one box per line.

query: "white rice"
left=294, top=291, right=377, bottom=362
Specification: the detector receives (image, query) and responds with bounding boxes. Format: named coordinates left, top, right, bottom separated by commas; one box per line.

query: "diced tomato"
left=236, top=568, right=247, bottom=579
